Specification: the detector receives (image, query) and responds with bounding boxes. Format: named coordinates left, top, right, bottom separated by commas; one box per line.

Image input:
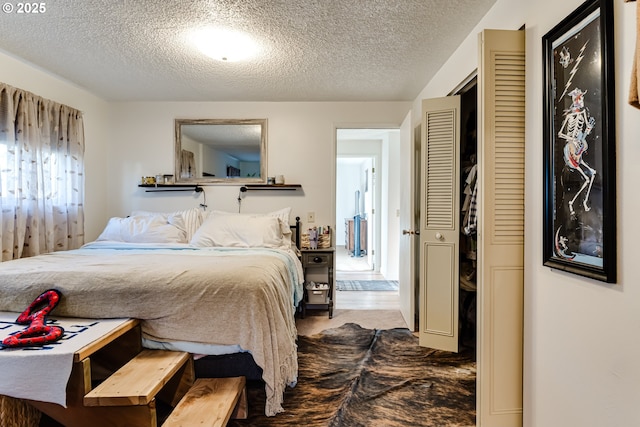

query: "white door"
left=418, top=96, right=461, bottom=353
left=364, top=162, right=375, bottom=269
left=476, top=29, right=525, bottom=427
left=398, top=111, right=415, bottom=330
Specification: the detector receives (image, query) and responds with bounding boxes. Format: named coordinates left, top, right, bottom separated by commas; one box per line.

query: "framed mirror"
left=174, top=118, right=267, bottom=184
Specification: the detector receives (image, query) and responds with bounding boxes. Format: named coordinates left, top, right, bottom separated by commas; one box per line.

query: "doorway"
left=335, top=128, right=400, bottom=311
left=336, top=156, right=374, bottom=273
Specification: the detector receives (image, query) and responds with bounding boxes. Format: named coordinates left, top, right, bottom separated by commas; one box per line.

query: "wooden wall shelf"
left=138, top=184, right=202, bottom=192
left=241, top=184, right=302, bottom=191
left=138, top=184, right=301, bottom=193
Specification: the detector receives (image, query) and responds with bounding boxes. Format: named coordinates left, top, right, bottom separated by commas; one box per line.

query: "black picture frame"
left=542, top=0, right=616, bottom=283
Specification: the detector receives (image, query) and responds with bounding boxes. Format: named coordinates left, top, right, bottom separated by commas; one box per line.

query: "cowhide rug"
left=229, top=323, right=476, bottom=427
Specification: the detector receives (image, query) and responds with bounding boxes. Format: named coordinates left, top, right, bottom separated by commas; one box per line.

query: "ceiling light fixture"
left=191, top=28, right=259, bottom=62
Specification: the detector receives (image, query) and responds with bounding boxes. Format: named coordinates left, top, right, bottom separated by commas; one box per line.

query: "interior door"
left=364, top=163, right=374, bottom=269
left=477, top=29, right=525, bottom=427
left=398, top=111, right=415, bottom=331
left=418, top=96, right=461, bottom=353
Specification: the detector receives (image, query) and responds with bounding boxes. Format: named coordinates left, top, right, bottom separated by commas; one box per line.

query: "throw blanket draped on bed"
left=0, top=243, right=303, bottom=416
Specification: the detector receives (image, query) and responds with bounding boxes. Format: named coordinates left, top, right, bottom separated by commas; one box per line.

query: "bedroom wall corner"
left=0, top=49, right=111, bottom=242
left=523, top=1, right=640, bottom=426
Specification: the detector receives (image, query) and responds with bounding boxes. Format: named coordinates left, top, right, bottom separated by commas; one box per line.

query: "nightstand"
left=300, top=248, right=335, bottom=318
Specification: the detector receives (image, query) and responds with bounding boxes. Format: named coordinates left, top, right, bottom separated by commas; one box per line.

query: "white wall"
left=0, top=49, right=111, bottom=241
left=415, top=0, right=640, bottom=425
left=107, top=102, right=409, bottom=241
left=525, top=2, right=640, bottom=426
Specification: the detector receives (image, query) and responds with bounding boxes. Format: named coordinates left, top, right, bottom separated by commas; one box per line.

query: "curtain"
left=0, top=83, right=85, bottom=261
left=180, top=149, right=195, bottom=179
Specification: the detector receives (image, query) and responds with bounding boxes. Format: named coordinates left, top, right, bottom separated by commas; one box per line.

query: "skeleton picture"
left=557, top=87, right=596, bottom=216
left=543, top=4, right=613, bottom=279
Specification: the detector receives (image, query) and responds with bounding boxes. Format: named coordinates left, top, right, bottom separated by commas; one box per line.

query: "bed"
left=0, top=207, right=304, bottom=416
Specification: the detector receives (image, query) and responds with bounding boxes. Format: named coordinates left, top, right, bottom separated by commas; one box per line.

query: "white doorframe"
left=335, top=127, right=398, bottom=277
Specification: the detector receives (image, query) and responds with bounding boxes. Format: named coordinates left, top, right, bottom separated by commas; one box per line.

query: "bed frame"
left=291, top=216, right=301, bottom=249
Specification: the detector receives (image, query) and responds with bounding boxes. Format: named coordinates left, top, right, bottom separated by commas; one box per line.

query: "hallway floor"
left=335, top=245, right=400, bottom=311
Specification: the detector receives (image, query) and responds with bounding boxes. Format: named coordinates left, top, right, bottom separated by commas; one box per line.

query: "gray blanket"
left=0, top=244, right=303, bottom=416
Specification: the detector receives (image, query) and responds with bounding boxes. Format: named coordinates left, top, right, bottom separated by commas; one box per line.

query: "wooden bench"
left=17, top=318, right=245, bottom=427
left=163, top=377, right=247, bottom=427
left=84, top=349, right=192, bottom=407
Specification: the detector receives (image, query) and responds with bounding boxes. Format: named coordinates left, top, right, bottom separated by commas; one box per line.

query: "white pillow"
left=190, top=212, right=286, bottom=248
left=267, top=207, right=292, bottom=223
left=97, top=215, right=187, bottom=243
left=132, top=208, right=203, bottom=241
left=206, top=208, right=293, bottom=248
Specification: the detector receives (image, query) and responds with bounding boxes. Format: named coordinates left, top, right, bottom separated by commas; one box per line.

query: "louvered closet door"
left=477, top=29, right=525, bottom=427
left=418, top=95, right=460, bottom=353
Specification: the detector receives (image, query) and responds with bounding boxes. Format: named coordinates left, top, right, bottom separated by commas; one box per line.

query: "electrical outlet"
left=307, top=212, right=315, bottom=223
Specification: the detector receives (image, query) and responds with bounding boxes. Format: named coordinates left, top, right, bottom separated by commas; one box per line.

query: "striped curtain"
left=0, top=83, right=85, bottom=261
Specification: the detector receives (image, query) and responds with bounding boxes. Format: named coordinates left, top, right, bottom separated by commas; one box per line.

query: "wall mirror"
left=174, top=118, right=267, bottom=184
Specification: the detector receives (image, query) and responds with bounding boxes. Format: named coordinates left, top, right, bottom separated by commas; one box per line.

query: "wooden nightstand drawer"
left=302, top=253, right=331, bottom=267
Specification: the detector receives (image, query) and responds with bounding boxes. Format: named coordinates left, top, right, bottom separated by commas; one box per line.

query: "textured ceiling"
left=0, top=0, right=497, bottom=102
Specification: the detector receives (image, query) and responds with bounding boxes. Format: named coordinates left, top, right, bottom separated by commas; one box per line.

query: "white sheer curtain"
left=0, top=83, right=85, bottom=261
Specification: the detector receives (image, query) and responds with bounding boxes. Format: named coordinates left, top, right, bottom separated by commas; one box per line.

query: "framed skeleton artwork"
left=542, top=0, right=616, bottom=283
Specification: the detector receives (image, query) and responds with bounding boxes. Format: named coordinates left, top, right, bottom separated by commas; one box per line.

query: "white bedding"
left=0, top=242, right=304, bottom=416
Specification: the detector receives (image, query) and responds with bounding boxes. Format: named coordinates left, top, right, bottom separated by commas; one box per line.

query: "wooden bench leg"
left=230, top=385, right=248, bottom=420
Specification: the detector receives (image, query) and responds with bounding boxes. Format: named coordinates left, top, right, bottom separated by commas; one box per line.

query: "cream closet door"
left=418, top=29, right=524, bottom=427
left=477, top=29, right=525, bottom=427
left=418, top=95, right=461, bottom=353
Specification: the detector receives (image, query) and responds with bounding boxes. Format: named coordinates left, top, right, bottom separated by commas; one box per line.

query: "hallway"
left=335, top=245, right=400, bottom=311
